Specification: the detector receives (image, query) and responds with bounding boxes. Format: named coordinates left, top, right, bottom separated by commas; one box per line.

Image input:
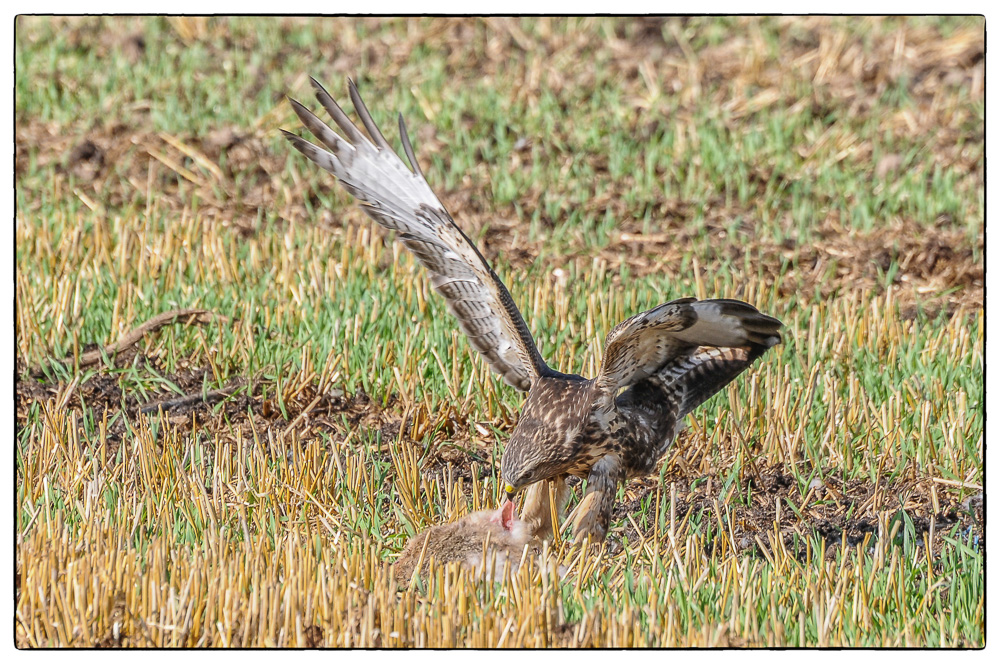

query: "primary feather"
left=283, top=78, right=547, bottom=391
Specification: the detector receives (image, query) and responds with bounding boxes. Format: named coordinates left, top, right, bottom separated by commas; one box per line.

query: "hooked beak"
left=504, top=483, right=517, bottom=502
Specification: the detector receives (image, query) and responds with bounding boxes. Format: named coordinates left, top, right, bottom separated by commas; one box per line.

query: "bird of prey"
left=283, top=78, right=783, bottom=542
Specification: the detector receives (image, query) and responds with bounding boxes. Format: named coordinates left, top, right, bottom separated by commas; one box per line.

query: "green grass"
left=15, top=16, right=983, bottom=647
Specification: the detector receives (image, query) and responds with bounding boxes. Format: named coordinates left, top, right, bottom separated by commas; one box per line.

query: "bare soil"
left=16, top=364, right=984, bottom=565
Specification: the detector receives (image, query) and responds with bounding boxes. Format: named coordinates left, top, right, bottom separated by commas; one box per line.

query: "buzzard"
left=283, top=79, right=782, bottom=541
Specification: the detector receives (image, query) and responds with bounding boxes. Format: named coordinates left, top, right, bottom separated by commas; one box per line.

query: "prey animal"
left=283, top=78, right=783, bottom=541
left=393, top=500, right=535, bottom=584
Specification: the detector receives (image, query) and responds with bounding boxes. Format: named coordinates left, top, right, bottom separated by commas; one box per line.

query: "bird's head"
left=501, top=438, right=540, bottom=502
left=500, top=375, right=590, bottom=501
left=500, top=424, right=563, bottom=502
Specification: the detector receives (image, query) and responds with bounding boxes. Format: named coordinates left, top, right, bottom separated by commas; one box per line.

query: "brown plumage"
left=284, top=79, right=783, bottom=542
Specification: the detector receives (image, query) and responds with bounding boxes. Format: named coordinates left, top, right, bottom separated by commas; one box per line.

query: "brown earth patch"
left=16, top=354, right=498, bottom=481
left=614, top=463, right=983, bottom=567
left=16, top=365, right=981, bottom=568
left=17, top=19, right=983, bottom=311
left=16, top=117, right=285, bottom=238
left=465, top=200, right=983, bottom=315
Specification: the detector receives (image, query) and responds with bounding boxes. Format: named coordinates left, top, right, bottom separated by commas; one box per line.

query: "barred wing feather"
left=656, top=345, right=772, bottom=419
left=596, top=298, right=781, bottom=397
left=283, top=78, right=548, bottom=391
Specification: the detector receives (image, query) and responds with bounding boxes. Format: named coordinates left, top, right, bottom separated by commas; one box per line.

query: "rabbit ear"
left=500, top=500, right=516, bottom=531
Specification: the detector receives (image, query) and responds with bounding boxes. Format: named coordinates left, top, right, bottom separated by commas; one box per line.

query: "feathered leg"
left=519, top=475, right=570, bottom=540
left=570, top=454, right=623, bottom=541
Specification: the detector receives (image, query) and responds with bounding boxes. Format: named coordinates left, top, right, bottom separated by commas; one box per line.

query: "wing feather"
left=398, top=113, right=425, bottom=177
left=594, top=297, right=781, bottom=399
left=654, top=345, right=771, bottom=418
left=347, top=78, right=393, bottom=151
left=310, top=77, right=368, bottom=145
left=283, top=79, right=548, bottom=390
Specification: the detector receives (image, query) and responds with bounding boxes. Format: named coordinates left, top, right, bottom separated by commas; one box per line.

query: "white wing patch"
left=284, top=79, right=549, bottom=391
left=594, top=298, right=782, bottom=407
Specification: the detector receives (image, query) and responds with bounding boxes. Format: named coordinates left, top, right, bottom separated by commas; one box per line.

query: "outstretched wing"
left=653, top=345, right=773, bottom=419
left=594, top=297, right=781, bottom=399
left=282, top=78, right=548, bottom=391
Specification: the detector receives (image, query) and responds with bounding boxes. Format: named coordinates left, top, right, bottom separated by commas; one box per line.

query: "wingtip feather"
left=398, top=112, right=424, bottom=177
left=347, top=79, right=393, bottom=150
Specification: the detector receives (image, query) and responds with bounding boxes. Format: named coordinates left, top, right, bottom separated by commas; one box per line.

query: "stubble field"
left=15, top=16, right=983, bottom=647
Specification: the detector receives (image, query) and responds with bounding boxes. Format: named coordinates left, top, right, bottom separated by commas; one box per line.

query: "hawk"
left=283, top=79, right=783, bottom=541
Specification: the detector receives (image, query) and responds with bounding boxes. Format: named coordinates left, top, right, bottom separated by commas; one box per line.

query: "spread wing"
left=653, top=345, right=774, bottom=419
left=282, top=78, right=548, bottom=391
left=594, top=298, right=781, bottom=399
